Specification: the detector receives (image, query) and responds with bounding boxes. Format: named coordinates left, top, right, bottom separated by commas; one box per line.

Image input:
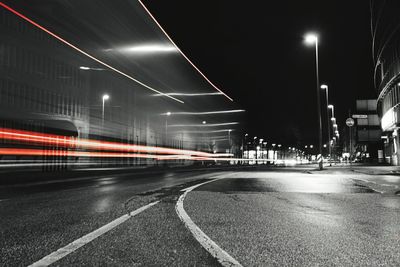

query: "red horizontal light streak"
left=0, top=128, right=230, bottom=158
left=0, top=148, right=160, bottom=159
left=0, top=1, right=183, bottom=104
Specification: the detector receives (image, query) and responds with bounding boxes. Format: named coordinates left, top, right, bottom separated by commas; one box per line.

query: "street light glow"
left=328, top=105, right=334, bottom=109
left=321, top=84, right=328, bottom=89
left=166, top=112, right=171, bottom=116
left=117, top=44, right=177, bottom=54
left=304, top=33, right=318, bottom=45
left=102, top=94, right=110, bottom=100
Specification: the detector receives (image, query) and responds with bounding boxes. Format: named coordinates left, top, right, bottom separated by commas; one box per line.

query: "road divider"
left=176, top=178, right=243, bottom=267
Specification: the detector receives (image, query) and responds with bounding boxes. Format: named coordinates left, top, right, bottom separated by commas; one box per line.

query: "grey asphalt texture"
left=1, top=166, right=399, bottom=266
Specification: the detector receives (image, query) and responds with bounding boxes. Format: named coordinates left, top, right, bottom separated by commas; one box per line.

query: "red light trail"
left=0, top=1, right=184, bottom=104
left=0, top=128, right=232, bottom=158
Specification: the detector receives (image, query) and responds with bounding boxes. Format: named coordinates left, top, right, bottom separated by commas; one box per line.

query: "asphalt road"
left=1, top=166, right=399, bottom=266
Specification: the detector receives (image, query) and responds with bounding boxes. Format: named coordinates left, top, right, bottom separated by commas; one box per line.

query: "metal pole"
left=325, top=86, right=332, bottom=165
left=228, top=130, right=231, bottom=154
left=315, top=39, right=323, bottom=170
left=102, top=98, right=105, bottom=126
left=165, top=117, right=168, bottom=146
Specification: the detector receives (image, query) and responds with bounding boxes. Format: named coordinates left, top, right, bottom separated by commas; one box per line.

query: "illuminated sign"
left=381, top=107, right=397, bottom=131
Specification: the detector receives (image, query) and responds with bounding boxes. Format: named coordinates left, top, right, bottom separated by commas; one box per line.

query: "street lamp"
left=165, top=112, right=171, bottom=145
left=243, top=133, right=249, bottom=160
left=102, top=94, right=110, bottom=125
left=328, top=105, right=335, bottom=118
left=305, top=32, right=323, bottom=169
left=228, top=129, right=232, bottom=154
left=321, top=84, right=332, bottom=163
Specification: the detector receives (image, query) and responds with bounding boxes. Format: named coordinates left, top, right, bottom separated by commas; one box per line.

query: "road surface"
left=1, top=166, right=399, bottom=266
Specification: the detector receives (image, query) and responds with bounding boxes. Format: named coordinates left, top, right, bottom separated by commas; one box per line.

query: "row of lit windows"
left=0, top=78, right=83, bottom=118
left=382, top=84, right=400, bottom=115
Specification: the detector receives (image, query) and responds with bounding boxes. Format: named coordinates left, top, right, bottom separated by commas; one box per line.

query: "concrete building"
left=371, top=1, right=400, bottom=164
left=353, top=100, right=383, bottom=163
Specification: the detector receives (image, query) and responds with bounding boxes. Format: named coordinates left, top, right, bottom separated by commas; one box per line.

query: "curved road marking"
left=29, top=201, right=159, bottom=267
left=176, top=178, right=243, bottom=267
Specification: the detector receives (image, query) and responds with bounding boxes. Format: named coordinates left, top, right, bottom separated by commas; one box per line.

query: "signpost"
left=346, top=118, right=355, bottom=127
left=346, top=118, right=354, bottom=166
left=352, top=114, right=368, bottom=119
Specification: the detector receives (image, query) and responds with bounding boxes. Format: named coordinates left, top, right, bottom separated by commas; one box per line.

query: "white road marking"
left=28, top=201, right=159, bottom=267
left=176, top=178, right=243, bottom=267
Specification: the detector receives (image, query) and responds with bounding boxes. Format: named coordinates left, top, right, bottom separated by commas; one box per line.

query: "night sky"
left=144, top=0, right=376, bottom=146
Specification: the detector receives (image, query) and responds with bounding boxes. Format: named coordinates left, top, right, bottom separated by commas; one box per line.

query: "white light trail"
left=168, top=122, right=239, bottom=127
left=0, top=2, right=184, bottom=104
left=115, top=44, right=177, bottom=54
left=161, top=110, right=245, bottom=116
left=137, top=0, right=234, bottom=102
left=153, top=92, right=223, bottom=97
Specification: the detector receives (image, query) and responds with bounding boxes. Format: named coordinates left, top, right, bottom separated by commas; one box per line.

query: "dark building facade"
left=353, top=99, right=383, bottom=162
left=371, top=0, right=400, bottom=164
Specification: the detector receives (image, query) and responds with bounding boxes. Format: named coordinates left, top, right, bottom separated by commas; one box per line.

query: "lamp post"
left=253, top=136, right=257, bottom=163
left=165, top=112, right=171, bottom=145
left=321, top=85, right=332, bottom=165
left=305, top=33, right=323, bottom=170
left=228, top=129, right=232, bottom=155
left=328, top=104, right=335, bottom=118
left=102, top=94, right=110, bottom=126
left=243, top=133, right=248, bottom=161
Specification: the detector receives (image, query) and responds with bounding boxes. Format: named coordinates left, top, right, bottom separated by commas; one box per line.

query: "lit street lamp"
left=321, top=85, right=332, bottom=163
left=328, top=104, right=335, bottom=118
left=102, top=94, right=110, bottom=125
left=165, top=112, right=171, bottom=145
left=228, top=129, right=232, bottom=154
left=305, top=32, right=323, bottom=170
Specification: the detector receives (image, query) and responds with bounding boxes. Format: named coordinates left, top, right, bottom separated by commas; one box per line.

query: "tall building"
left=371, top=1, right=400, bottom=164
left=353, top=99, right=383, bottom=163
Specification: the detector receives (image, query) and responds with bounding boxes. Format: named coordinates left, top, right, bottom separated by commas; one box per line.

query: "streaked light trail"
left=0, top=1, right=184, bottom=104
left=153, top=92, right=223, bottom=97
left=0, top=128, right=230, bottom=158
left=168, top=122, right=239, bottom=127
left=161, top=110, right=245, bottom=116
left=137, top=0, right=234, bottom=102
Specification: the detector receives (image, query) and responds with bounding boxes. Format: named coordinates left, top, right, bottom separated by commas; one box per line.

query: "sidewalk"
left=312, top=164, right=400, bottom=194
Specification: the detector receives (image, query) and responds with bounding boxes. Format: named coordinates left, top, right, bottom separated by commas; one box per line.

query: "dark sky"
left=145, top=0, right=376, bottom=146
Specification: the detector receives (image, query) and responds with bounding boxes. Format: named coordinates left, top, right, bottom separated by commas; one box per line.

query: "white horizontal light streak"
left=153, top=92, right=223, bottom=97
left=161, top=110, right=245, bottom=116
left=115, top=44, right=177, bottom=54
left=174, top=129, right=235, bottom=134
left=0, top=2, right=183, bottom=104
left=168, top=122, right=239, bottom=127
left=137, top=0, right=234, bottom=102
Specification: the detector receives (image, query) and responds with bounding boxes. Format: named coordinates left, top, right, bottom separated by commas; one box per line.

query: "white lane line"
left=176, top=178, right=243, bottom=267
left=29, top=201, right=159, bottom=267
